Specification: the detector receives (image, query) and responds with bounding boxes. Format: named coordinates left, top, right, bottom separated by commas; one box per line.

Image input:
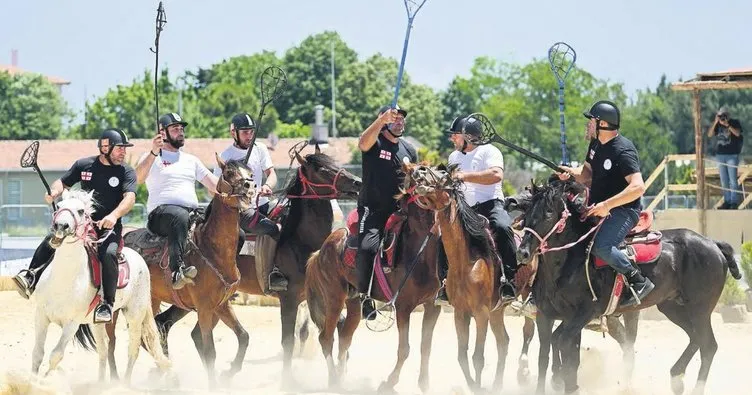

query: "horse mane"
left=223, top=159, right=253, bottom=174
left=280, top=152, right=335, bottom=241
left=63, top=188, right=98, bottom=217
left=447, top=187, right=496, bottom=262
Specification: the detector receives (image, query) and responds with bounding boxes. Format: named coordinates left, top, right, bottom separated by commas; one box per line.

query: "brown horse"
left=114, top=157, right=255, bottom=387
left=408, top=163, right=510, bottom=393
left=305, top=162, right=442, bottom=393
left=127, top=145, right=362, bottom=387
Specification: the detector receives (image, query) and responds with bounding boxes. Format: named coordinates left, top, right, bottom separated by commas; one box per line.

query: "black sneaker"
left=13, top=271, right=34, bottom=300
left=621, top=273, right=655, bottom=307
left=94, top=303, right=113, bottom=323
left=268, top=268, right=289, bottom=292
left=361, top=297, right=376, bottom=321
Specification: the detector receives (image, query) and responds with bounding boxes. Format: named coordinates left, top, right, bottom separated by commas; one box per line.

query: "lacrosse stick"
left=245, top=66, right=288, bottom=163
left=20, top=141, right=57, bottom=211
left=390, top=0, right=429, bottom=107
left=464, top=113, right=565, bottom=173
left=548, top=41, right=577, bottom=165
left=150, top=2, right=167, bottom=135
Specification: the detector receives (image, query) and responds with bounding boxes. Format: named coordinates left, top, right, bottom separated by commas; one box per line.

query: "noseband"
left=51, top=207, right=112, bottom=245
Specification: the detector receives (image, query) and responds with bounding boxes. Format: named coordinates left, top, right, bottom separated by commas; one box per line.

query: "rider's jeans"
left=592, top=206, right=640, bottom=275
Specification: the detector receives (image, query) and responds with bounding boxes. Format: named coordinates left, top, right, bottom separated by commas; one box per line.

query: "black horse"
left=515, top=179, right=741, bottom=395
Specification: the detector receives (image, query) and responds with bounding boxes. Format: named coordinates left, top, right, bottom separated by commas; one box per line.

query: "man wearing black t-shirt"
left=13, top=129, right=138, bottom=323
left=357, top=105, right=418, bottom=319
left=558, top=100, right=653, bottom=307
left=708, top=107, right=744, bottom=209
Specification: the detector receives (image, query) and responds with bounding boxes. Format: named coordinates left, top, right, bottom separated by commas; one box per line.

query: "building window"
left=7, top=179, right=22, bottom=220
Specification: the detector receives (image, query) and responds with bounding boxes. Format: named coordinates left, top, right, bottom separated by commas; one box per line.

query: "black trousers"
left=29, top=225, right=121, bottom=305
left=438, top=199, right=518, bottom=283
left=355, top=206, right=393, bottom=293
left=148, top=204, right=191, bottom=272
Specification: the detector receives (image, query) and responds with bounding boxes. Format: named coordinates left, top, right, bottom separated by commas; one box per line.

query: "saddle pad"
left=595, top=241, right=662, bottom=269
left=343, top=235, right=358, bottom=269
left=88, top=250, right=130, bottom=289
left=346, top=209, right=359, bottom=235
left=627, top=211, right=654, bottom=236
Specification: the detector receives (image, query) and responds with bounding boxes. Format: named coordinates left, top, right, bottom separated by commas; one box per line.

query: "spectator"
left=708, top=106, right=744, bottom=209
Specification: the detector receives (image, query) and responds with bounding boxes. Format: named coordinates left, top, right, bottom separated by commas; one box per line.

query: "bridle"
left=51, top=207, right=113, bottom=247
left=285, top=166, right=344, bottom=199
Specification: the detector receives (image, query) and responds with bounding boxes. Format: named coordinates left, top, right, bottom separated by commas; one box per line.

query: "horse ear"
left=62, top=189, right=70, bottom=200
left=436, top=163, right=448, bottom=172
left=215, top=152, right=226, bottom=170
left=314, top=143, right=321, bottom=154
left=296, top=153, right=307, bottom=166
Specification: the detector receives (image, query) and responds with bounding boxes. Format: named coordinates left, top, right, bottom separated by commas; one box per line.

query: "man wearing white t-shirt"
left=436, top=115, right=517, bottom=304
left=211, top=113, right=287, bottom=291
left=135, top=113, right=219, bottom=289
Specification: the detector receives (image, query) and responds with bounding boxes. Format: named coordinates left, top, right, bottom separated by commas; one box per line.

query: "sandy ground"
left=0, top=291, right=749, bottom=395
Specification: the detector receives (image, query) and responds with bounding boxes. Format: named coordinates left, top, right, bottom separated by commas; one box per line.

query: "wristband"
left=150, top=150, right=159, bottom=157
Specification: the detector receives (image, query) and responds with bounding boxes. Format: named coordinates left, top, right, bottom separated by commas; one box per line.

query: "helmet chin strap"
left=594, top=120, right=617, bottom=138
left=101, top=147, right=114, bottom=165
left=385, top=123, right=403, bottom=138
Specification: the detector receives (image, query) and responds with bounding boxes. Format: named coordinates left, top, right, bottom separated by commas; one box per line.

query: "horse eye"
left=77, top=209, right=85, bottom=215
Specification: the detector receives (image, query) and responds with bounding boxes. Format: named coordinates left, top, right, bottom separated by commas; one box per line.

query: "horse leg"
left=471, top=308, right=490, bottom=393
left=32, top=312, right=50, bottom=374
left=658, top=301, right=699, bottom=395
left=489, top=307, right=510, bottom=392
left=155, top=305, right=190, bottom=356
left=335, top=298, right=362, bottom=384
left=47, top=322, right=79, bottom=374
left=606, top=314, right=635, bottom=383
left=316, top=296, right=345, bottom=388
left=190, top=313, right=219, bottom=366
left=689, top=312, right=717, bottom=395
left=196, top=309, right=219, bottom=388
left=214, top=302, right=250, bottom=381
left=549, top=321, right=566, bottom=392
left=517, top=316, right=535, bottom=386
left=106, top=311, right=120, bottom=381
left=379, top=305, right=414, bottom=393
left=535, top=314, right=555, bottom=395
left=120, top=307, right=146, bottom=385
left=558, top=311, right=593, bottom=394
left=454, top=310, right=476, bottom=390
left=418, top=302, right=442, bottom=394
left=92, top=324, right=110, bottom=383
left=279, top=294, right=300, bottom=387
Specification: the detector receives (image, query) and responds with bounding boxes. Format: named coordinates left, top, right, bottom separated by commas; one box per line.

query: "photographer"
left=708, top=107, right=744, bottom=209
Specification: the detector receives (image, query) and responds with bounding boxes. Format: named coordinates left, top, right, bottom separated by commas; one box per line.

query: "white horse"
left=30, top=189, right=171, bottom=384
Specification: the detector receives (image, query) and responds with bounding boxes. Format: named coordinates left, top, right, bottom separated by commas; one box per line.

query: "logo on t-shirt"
left=108, top=177, right=120, bottom=187
left=603, top=159, right=612, bottom=170
left=588, top=149, right=595, bottom=160
left=81, top=171, right=93, bottom=181
left=379, top=150, right=392, bottom=160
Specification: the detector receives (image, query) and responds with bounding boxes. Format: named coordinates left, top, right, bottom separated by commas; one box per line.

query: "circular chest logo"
left=603, top=159, right=612, bottom=170
left=108, top=177, right=120, bottom=187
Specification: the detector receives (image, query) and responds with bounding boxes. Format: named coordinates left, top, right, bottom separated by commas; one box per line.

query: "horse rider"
left=436, top=115, right=518, bottom=304
left=211, top=113, right=286, bottom=291
left=356, top=105, right=418, bottom=319
left=558, top=100, right=653, bottom=306
left=135, top=113, right=220, bottom=290
left=13, top=129, right=138, bottom=323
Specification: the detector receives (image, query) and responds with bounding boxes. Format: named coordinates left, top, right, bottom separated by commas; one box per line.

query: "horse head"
left=516, top=178, right=590, bottom=265
left=214, top=155, right=256, bottom=209
left=49, top=189, right=96, bottom=248
left=402, top=161, right=455, bottom=212
left=289, top=147, right=361, bottom=200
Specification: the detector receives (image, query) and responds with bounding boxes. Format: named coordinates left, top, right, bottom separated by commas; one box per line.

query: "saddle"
left=84, top=233, right=130, bottom=290
left=342, top=208, right=406, bottom=272
left=239, top=201, right=289, bottom=256
left=593, top=211, right=663, bottom=269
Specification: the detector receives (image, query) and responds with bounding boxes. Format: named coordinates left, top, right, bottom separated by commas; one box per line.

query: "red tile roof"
left=0, top=65, right=71, bottom=85
left=0, top=138, right=358, bottom=171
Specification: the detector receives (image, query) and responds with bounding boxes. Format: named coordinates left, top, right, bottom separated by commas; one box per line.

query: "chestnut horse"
left=305, top=162, right=442, bottom=393
left=115, top=157, right=255, bottom=388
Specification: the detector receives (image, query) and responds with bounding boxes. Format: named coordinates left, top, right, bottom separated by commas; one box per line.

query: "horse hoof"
left=377, top=381, right=397, bottom=394
left=518, top=367, right=531, bottom=385
left=551, top=376, right=565, bottom=392
left=220, top=370, right=236, bottom=385
left=418, top=377, right=430, bottom=393
left=671, top=375, right=685, bottom=395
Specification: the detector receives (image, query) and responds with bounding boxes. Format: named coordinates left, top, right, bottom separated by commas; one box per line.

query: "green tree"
left=0, top=72, right=71, bottom=140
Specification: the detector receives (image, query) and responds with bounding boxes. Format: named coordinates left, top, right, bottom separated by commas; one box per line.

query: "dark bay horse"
left=118, top=157, right=256, bottom=387
left=408, top=163, right=511, bottom=393
left=305, top=162, right=442, bottom=393
left=516, top=178, right=741, bottom=394
left=134, top=146, right=362, bottom=386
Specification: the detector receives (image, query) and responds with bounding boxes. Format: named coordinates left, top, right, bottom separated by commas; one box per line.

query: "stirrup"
left=93, top=304, right=113, bottom=324
left=182, top=265, right=198, bottom=279
left=268, top=267, right=288, bottom=292
left=12, top=271, right=34, bottom=300
left=172, top=270, right=190, bottom=290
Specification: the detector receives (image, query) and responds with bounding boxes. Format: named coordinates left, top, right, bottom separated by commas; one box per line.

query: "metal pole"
left=331, top=41, right=337, bottom=138
left=664, top=159, right=669, bottom=210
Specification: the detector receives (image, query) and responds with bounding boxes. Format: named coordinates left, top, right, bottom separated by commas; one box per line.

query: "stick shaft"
left=33, top=164, right=57, bottom=211
left=391, top=19, right=413, bottom=107
left=491, top=135, right=564, bottom=173
left=558, top=83, right=569, bottom=165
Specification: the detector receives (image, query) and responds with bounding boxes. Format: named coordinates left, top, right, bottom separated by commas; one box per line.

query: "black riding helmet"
left=158, top=113, right=188, bottom=147
left=98, top=128, right=134, bottom=165
left=378, top=105, right=408, bottom=137
left=446, top=115, right=482, bottom=154
left=583, top=100, right=620, bottom=131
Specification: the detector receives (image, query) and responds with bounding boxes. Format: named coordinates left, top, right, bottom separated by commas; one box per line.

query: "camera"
left=719, top=114, right=729, bottom=121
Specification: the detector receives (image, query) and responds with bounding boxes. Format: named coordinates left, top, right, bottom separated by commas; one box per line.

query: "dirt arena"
left=0, top=290, right=749, bottom=395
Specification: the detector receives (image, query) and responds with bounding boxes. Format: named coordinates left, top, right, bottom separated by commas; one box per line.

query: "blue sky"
left=2, top=0, right=750, bottom=118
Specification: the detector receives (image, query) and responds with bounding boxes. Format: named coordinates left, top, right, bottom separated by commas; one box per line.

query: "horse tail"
left=304, top=250, right=328, bottom=332
left=74, top=324, right=96, bottom=351
left=141, top=302, right=173, bottom=372
left=715, top=241, right=742, bottom=280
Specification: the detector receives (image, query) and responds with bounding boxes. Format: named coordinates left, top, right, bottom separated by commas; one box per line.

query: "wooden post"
left=692, top=89, right=707, bottom=234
